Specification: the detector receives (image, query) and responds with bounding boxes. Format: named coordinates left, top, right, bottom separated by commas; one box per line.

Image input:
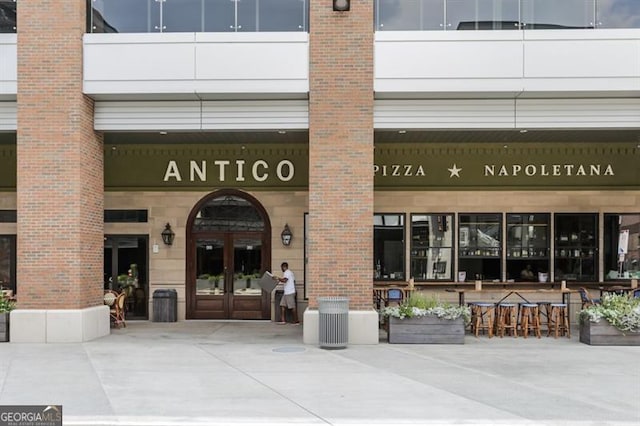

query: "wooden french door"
left=186, top=190, right=271, bottom=320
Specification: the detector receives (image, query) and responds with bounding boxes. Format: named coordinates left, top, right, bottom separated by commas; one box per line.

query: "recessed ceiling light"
left=519, top=129, right=528, bottom=134
left=277, top=130, right=287, bottom=134
left=159, top=131, right=168, bottom=135
left=398, top=130, right=407, bottom=134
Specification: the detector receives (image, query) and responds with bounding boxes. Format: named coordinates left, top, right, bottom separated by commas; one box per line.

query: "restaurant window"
left=0, top=235, right=16, bottom=294
left=506, top=213, right=550, bottom=282
left=554, top=213, right=597, bottom=282
left=458, top=213, right=501, bottom=281
left=410, top=214, right=454, bottom=281
left=374, top=214, right=405, bottom=281
left=603, top=213, right=640, bottom=281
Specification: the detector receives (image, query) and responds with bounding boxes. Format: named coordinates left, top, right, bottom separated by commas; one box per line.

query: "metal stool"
left=548, top=303, right=570, bottom=338
left=496, top=303, right=518, bottom=338
left=518, top=303, right=541, bottom=338
left=470, top=302, right=495, bottom=338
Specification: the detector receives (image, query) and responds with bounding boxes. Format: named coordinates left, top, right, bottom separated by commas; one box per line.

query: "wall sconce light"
left=161, top=223, right=175, bottom=246
left=281, top=224, right=292, bottom=246
left=333, top=0, right=350, bottom=12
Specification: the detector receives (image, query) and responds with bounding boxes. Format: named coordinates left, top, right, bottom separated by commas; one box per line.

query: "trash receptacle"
left=318, top=296, right=349, bottom=349
left=153, top=289, right=177, bottom=322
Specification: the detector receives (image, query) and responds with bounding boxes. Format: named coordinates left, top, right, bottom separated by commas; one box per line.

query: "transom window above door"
left=193, top=195, right=265, bottom=232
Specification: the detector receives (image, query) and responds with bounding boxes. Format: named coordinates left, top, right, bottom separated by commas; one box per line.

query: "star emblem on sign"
left=448, top=164, right=462, bottom=178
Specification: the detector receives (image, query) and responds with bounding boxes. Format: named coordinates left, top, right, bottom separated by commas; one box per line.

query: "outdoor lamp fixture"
left=333, top=0, right=350, bottom=12
left=281, top=224, right=293, bottom=246
left=161, top=223, right=175, bottom=246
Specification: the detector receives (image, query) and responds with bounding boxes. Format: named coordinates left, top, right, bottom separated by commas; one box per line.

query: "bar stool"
left=470, top=302, right=495, bottom=338
left=495, top=303, right=518, bottom=338
left=518, top=303, right=541, bottom=338
left=536, top=302, right=553, bottom=334
left=548, top=303, right=570, bottom=338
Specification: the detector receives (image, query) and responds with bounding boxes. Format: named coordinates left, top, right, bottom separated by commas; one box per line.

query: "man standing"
left=276, top=262, right=299, bottom=324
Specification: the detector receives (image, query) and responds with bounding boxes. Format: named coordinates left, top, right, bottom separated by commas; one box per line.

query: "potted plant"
left=579, top=293, right=640, bottom=345
left=383, top=293, right=471, bottom=344
left=0, top=292, right=16, bottom=342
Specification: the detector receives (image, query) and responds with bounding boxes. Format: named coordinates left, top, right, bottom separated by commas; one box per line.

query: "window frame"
left=374, top=213, right=406, bottom=282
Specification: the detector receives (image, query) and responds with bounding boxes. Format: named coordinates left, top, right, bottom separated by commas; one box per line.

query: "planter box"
left=579, top=320, right=640, bottom=346
left=388, top=316, right=465, bottom=344
left=0, top=312, right=9, bottom=342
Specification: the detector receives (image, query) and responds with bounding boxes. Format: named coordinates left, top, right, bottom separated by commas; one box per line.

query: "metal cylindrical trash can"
left=318, top=296, right=349, bottom=349
left=152, top=289, right=177, bottom=322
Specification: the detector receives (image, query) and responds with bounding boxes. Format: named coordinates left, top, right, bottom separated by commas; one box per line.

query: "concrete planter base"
left=388, top=316, right=465, bottom=344
left=579, top=320, right=640, bottom=346
left=0, top=313, right=9, bottom=342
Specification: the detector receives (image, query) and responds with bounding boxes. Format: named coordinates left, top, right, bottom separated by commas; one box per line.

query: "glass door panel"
left=104, top=236, right=148, bottom=319
left=196, top=238, right=225, bottom=295
left=233, top=237, right=263, bottom=296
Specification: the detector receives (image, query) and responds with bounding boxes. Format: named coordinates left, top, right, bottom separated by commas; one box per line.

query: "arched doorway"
left=186, top=190, right=271, bottom=319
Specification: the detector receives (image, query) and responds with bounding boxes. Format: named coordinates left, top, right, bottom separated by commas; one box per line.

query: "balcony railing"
left=2, top=0, right=639, bottom=34
left=89, top=0, right=309, bottom=33
left=376, top=0, right=640, bottom=31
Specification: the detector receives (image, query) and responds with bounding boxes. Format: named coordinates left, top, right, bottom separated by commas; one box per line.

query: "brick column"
left=14, top=1, right=106, bottom=341
left=305, top=2, right=376, bottom=343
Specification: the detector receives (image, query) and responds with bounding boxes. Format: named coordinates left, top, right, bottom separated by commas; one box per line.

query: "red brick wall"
left=308, top=2, right=374, bottom=309
left=16, top=0, right=104, bottom=309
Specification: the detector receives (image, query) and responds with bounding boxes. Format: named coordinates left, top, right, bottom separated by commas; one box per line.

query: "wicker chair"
left=109, top=292, right=127, bottom=328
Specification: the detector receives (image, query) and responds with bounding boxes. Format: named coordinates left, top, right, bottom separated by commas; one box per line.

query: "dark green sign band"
left=1, top=142, right=638, bottom=191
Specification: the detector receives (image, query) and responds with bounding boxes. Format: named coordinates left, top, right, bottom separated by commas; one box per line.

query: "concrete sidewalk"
left=0, top=321, right=638, bottom=426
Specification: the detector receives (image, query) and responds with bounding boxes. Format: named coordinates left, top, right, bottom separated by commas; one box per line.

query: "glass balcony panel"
left=163, top=0, right=203, bottom=32
left=237, top=0, right=258, bottom=31
left=521, top=0, right=595, bottom=29
left=91, top=0, right=157, bottom=33
left=377, top=0, right=436, bottom=31
left=420, top=0, right=446, bottom=30
left=256, top=0, right=307, bottom=32
left=204, top=0, right=236, bottom=32
left=596, top=0, right=640, bottom=28
left=0, top=0, right=17, bottom=33
left=446, top=0, right=520, bottom=30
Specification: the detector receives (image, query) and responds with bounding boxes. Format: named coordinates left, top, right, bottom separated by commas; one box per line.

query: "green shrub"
left=0, top=293, right=15, bottom=313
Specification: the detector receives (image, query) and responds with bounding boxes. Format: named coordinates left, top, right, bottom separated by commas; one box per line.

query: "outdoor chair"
left=579, top=287, right=600, bottom=309
left=109, top=292, right=127, bottom=328
left=103, top=290, right=119, bottom=307
left=386, top=288, right=404, bottom=306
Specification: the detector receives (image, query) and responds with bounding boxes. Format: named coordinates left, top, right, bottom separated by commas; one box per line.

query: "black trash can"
left=318, top=296, right=349, bottom=349
left=152, top=289, right=177, bottom=322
